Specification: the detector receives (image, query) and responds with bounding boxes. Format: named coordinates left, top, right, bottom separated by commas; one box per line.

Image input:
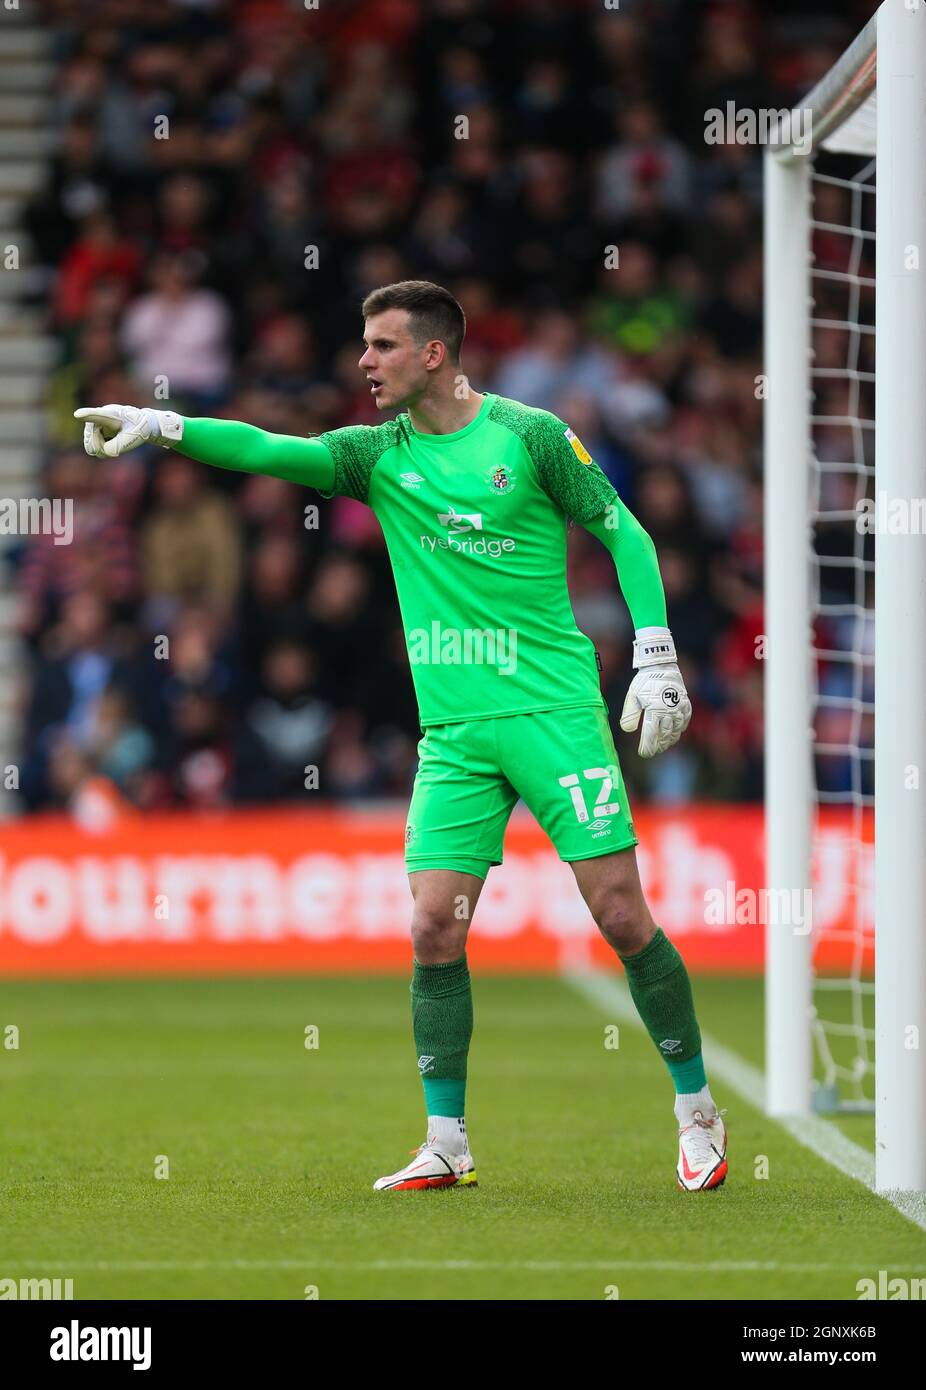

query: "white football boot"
left=676, top=1108, right=728, bottom=1191
left=373, top=1135, right=478, bottom=1192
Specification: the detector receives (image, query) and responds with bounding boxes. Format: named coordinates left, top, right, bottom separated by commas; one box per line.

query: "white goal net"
left=808, top=150, right=876, bottom=1114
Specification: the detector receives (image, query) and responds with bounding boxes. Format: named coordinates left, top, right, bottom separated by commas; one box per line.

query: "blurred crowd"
left=11, top=0, right=877, bottom=817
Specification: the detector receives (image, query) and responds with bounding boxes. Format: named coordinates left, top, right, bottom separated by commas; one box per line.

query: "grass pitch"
left=1, top=974, right=923, bottom=1300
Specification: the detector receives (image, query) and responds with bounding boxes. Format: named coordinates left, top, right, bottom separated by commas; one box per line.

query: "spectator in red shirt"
left=54, top=210, right=141, bottom=327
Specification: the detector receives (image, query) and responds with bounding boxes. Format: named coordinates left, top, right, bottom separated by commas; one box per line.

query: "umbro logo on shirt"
left=400, top=472, right=425, bottom=489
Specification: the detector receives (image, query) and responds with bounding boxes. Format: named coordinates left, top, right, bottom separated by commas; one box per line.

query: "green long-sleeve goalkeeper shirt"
left=178, top=392, right=667, bottom=725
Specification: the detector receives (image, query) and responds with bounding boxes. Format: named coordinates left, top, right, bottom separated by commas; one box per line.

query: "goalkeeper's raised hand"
left=74, top=404, right=184, bottom=458
left=620, top=628, right=692, bottom=758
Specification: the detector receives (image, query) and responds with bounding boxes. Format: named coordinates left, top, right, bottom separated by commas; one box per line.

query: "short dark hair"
left=361, top=280, right=466, bottom=361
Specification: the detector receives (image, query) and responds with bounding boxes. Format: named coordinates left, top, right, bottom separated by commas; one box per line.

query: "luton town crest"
left=487, top=464, right=516, bottom=494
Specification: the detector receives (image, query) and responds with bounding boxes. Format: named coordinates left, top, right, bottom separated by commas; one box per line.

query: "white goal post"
left=764, top=0, right=926, bottom=1192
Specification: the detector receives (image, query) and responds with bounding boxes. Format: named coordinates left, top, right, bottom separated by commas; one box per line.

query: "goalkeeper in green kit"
left=76, top=280, right=727, bottom=1194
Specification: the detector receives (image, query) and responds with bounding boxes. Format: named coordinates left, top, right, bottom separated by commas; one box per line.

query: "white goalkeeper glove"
left=620, top=627, right=692, bottom=758
left=74, top=404, right=184, bottom=458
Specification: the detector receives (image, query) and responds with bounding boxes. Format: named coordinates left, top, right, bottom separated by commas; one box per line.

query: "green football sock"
left=411, top=955, right=472, bottom=1118
left=619, top=928, right=707, bottom=1094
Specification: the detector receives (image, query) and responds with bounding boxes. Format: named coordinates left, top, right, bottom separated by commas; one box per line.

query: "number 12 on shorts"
left=559, top=767, right=623, bottom=823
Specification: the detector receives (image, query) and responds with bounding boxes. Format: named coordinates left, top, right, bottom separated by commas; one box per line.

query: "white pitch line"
left=563, top=968, right=926, bottom=1236
left=6, top=1259, right=926, bottom=1274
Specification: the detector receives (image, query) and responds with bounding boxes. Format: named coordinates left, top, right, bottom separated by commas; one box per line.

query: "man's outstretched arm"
left=74, top=405, right=336, bottom=491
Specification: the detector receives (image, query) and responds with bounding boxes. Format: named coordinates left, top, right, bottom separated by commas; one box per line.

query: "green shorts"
left=404, top=704, right=637, bottom=879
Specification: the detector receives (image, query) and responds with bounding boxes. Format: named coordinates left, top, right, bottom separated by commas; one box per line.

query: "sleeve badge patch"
left=564, top=427, right=593, bottom=465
